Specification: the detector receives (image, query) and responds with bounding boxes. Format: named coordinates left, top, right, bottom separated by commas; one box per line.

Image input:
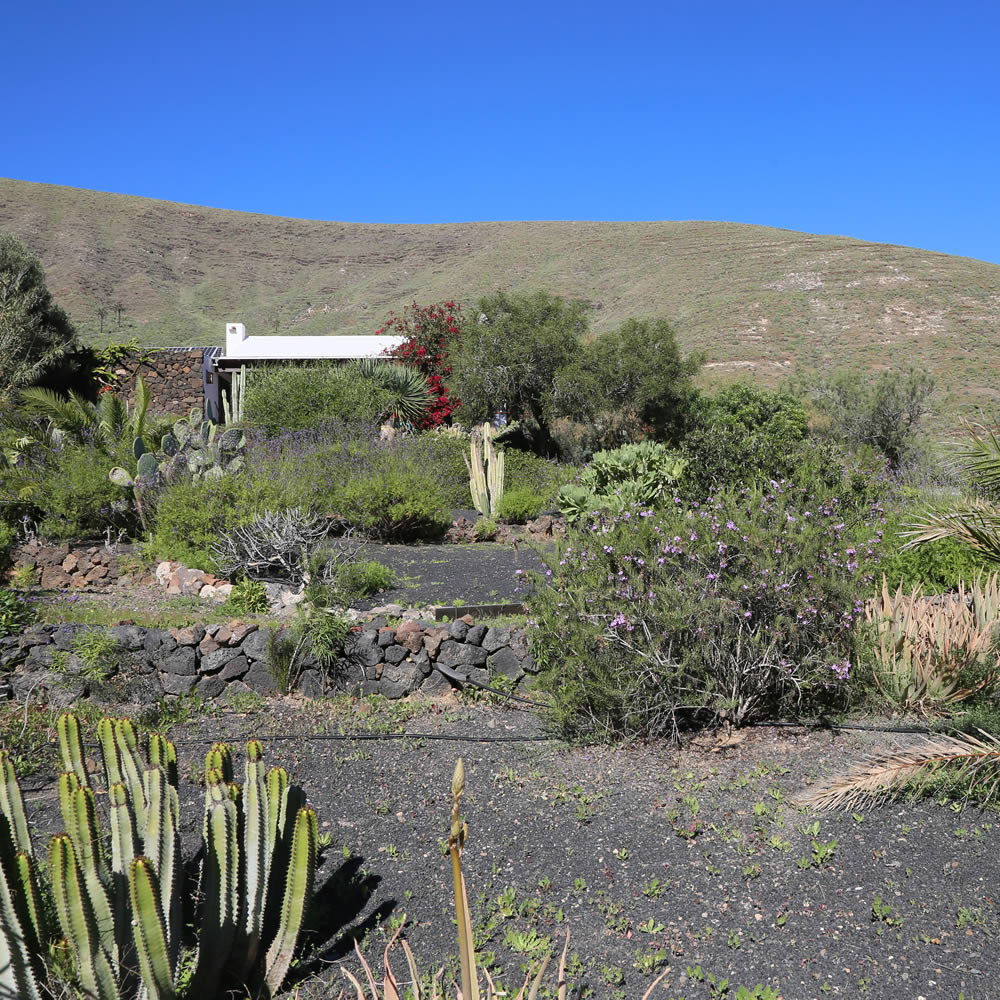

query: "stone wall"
left=8, top=540, right=135, bottom=590
left=0, top=616, right=536, bottom=707
left=116, top=348, right=208, bottom=417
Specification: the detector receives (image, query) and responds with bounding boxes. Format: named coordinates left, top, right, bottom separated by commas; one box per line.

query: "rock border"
left=0, top=615, right=537, bottom=707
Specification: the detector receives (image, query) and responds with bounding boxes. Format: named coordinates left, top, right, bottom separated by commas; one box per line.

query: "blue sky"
left=4, top=0, right=999, bottom=263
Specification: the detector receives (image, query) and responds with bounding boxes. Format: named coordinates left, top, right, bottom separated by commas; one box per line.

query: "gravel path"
left=19, top=700, right=999, bottom=1000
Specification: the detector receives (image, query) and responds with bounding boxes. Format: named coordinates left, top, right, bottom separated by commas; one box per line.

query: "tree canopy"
left=449, top=290, right=588, bottom=452
left=0, top=233, right=78, bottom=403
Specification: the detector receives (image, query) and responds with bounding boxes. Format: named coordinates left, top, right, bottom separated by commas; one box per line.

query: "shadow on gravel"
left=297, top=855, right=394, bottom=972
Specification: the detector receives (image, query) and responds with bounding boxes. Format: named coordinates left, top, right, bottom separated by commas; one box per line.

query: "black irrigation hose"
left=750, top=719, right=936, bottom=735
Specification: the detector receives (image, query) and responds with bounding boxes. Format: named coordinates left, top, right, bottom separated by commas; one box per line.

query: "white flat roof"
left=224, top=322, right=405, bottom=360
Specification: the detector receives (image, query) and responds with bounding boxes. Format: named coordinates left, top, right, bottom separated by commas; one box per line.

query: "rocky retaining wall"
left=117, top=348, right=207, bottom=416
left=7, top=540, right=138, bottom=590
left=0, top=615, right=536, bottom=708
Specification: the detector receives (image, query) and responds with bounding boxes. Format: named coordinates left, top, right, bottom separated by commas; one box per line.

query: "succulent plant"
left=109, top=417, right=247, bottom=527
left=465, top=422, right=505, bottom=518
left=0, top=714, right=317, bottom=1000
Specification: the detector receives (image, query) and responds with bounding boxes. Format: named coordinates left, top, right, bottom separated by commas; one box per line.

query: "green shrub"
left=875, top=510, right=994, bottom=593
left=0, top=519, right=16, bottom=574
left=473, top=517, right=499, bottom=541
left=531, top=481, right=884, bottom=740
left=297, top=608, right=350, bottom=668
left=224, top=578, right=270, bottom=616
left=502, top=447, right=576, bottom=505
left=33, top=444, right=123, bottom=540
left=0, top=587, right=35, bottom=637
left=335, top=560, right=395, bottom=600
left=334, top=469, right=451, bottom=541
left=243, top=364, right=394, bottom=436
left=680, top=384, right=809, bottom=497
left=495, top=488, right=545, bottom=524
left=150, top=475, right=282, bottom=571
left=71, top=627, right=121, bottom=682
left=557, top=441, right=686, bottom=519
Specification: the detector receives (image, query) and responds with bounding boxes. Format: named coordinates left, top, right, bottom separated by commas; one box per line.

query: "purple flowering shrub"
left=529, top=480, right=885, bottom=740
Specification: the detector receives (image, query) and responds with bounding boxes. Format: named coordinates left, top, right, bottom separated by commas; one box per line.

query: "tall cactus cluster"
left=465, top=422, right=505, bottom=518
left=0, top=713, right=317, bottom=1000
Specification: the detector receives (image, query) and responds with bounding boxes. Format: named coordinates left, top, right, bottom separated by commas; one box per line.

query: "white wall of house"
left=223, top=322, right=405, bottom=360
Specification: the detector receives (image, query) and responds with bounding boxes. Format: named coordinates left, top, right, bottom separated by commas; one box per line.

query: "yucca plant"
left=349, top=359, right=434, bottom=427
left=338, top=760, right=669, bottom=1000
left=863, top=575, right=998, bottom=713
left=0, top=713, right=317, bottom=1000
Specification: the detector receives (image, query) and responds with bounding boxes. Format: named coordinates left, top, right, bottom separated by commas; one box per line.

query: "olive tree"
left=449, top=290, right=588, bottom=453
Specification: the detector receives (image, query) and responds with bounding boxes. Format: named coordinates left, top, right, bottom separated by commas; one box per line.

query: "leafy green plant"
left=149, top=475, right=281, bottom=571
left=335, top=560, right=395, bottom=600
left=0, top=714, right=317, bottom=1000
left=473, top=517, right=499, bottom=541
left=495, top=487, right=545, bottom=524
left=0, top=585, right=36, bottom=637
left=334, top=468, right=451, bottom=541
left=557, top=441, right=686, bottom=520
left=876, top=509, right=994, bottom=593
left=0, top=519, right=16, bottom=573
left=31, top=443, right=125, bottom=540
left=225, top=578, right=270, bottom=616
left=242, top=363, right=395, bottom=436
left=71, top=628, right=122, bottom=682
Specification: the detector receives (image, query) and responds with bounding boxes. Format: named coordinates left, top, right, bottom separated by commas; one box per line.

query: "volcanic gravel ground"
left=18, top=700, right=1000, bottom=1000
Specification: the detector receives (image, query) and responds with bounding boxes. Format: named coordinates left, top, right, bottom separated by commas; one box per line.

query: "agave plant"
left=864, top=575, right=999, bottom=713
left=0, top=713, right=317, bottom=1000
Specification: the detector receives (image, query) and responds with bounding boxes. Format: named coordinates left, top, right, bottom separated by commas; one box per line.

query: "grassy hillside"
left=2, top=177, right=999, bottom=418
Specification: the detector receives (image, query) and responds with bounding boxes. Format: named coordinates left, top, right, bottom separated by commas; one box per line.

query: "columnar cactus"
left=0, top=714, right=317, bottom=1000
left=466, top=422, right=505, bottom=517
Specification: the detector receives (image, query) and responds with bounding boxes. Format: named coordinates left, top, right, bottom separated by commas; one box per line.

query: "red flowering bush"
left=378, top=301, right=461, bottom=428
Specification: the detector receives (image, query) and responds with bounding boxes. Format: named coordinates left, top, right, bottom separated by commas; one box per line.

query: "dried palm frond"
left=797, top=730, right=1000, bottom=811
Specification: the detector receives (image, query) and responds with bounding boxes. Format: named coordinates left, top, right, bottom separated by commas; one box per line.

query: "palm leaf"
left=97, top=391, right=128, bottom=449
left=18, top=386, right=97, bottom=439
left=132, top=375, right=150, bottom=441
left=349, top=360, right=432, bottom=425
left=956, top=419, right=1000, bottom=493
left=902, top=499, right=1000, bottom=564
left=797, top=730, right=1000, bottom=811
